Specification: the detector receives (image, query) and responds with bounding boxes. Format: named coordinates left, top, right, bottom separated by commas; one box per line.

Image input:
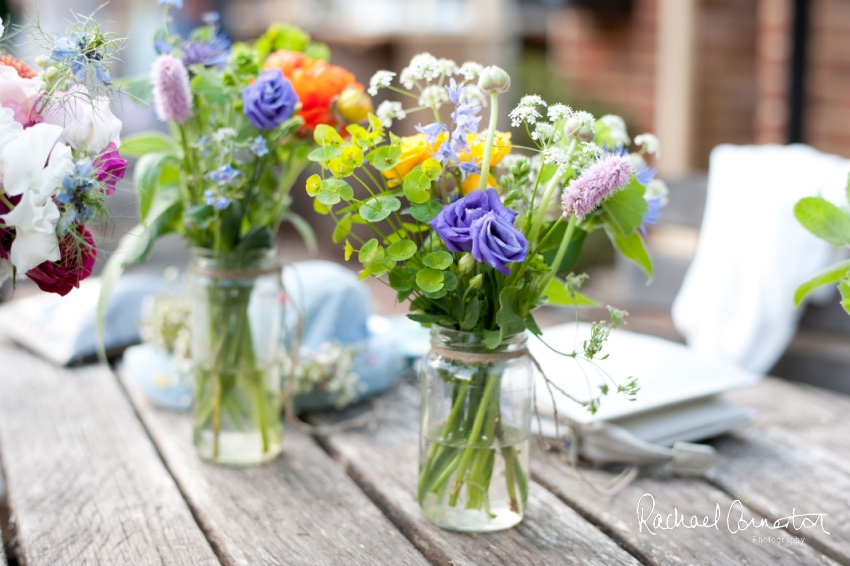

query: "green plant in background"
left=794, top=174, right=850, bottom=312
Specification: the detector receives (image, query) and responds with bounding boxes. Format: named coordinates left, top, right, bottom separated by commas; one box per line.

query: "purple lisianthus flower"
left=242, top=69, right=298, bottom=130
left=429, top=188, right=517, bottom=253
left=470, top=213, right=529, bottom=276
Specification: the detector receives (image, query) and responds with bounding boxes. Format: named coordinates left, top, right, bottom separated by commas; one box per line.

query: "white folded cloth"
left=672, top=144, right=849, bottom=374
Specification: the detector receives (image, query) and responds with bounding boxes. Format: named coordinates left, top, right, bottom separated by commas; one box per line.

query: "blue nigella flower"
left=415, top=122, right=448, bottom=145
left=182, top=31, right=231, bottom=68
left=636, top=166, right=656, bottom=185
left=56, top=159, right=98, bottom=234
left=250, top=136, right=269, bottom=157
left=158, top=0, right=184, bottom=8
left=640, top=194, right=665, bottom=236
left=207, top=164, right=239, bottom=185
left=50, top=32, right=111, bottom=84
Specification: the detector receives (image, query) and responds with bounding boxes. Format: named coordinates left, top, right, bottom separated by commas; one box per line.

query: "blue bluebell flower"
left=415, top=122, right=448, bottom=145
left=250, top=136, right=269, bottom=157
left=56, top=159, right=99, bottom=234
left=207, top=164, right=240, bottom=185
left=458, top=160, right=480, bottom=182
left=434, top=141, right=458, bottom=165
left=446, top=78, right=464, bottom=106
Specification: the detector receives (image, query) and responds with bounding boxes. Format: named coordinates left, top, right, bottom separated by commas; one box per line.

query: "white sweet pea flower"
left=0, top=123, right=73, bottom=272
left=0, top=17, right=5, bottom=38
left=0, top=66, right=42, bottom=119
left=42, top=85, right=121, bottom=154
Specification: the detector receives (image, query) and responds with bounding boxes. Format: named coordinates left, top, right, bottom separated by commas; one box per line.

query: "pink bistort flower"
left=561, top=154, right=633, bottom=219
left=152, top=54, right=192, bottom=124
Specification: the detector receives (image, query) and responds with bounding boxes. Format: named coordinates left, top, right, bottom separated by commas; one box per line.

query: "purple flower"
left=636, top=165, right=655, bottom=185
left=182, top=33, right=231, bottom=68
left=93, top=142, right=127, bottom=195
left=415, top=122, right=447, bottom=145
left=561, top=154, right=633, bottom=219
left=446, top=78, right=463, bottom=106
left=434, top=141, right=458, bottom=165
left=429, top=188, right=517, bottom=253
left=640, top=194, right=664, bottom=236
left=242, top=69, right=298, bottom=131
left=152, top=54, right=192, bottom=124
left=207, top=164, right=239, bottom=185
left=458, top=159, right=480, bottom=182
left=471, top=213, right=528, bottom=276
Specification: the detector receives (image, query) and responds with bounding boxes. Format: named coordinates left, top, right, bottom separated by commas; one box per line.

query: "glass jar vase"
left=418, top=327, right=533, bottom=532
left=189, top=248, right=283, bottom=465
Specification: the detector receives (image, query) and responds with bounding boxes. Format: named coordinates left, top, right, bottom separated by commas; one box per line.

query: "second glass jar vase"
left=189, top=248, right=284, bottom=466
left=418, top=327, right=533, bottom=532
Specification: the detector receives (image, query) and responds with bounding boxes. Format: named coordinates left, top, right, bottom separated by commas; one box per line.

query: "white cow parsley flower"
left=518, top=94, right=547, bottom=108
left=600, top=114, right=630, bottom=147
left=531, top=122, right=556, bottom=143
left=399, top=53, right=441, bottom=89
left=437, top=58, right=459, bottom=77
left=418, top=84, right=449, bottom=108
left=634, top=133, right=660, bottom=157
left=547, top=103, right=572, bottom=122
left=458, top=61, right=483, bottom=81
left=368, top=70, right=396, bottom=96
left=509, top=105, right=542, bottom=128
left=375, top=100, right=406, bottom=127
left=645, top=179, right=669, bottom=205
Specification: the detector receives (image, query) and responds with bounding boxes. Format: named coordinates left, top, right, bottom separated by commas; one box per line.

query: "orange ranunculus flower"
left=264, top=50, right=366, bottom=131
left=458, top=131, right=513, bottom=194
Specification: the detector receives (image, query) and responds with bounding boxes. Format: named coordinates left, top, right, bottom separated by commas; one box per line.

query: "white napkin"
left=672, top=144, right=850, bottom=374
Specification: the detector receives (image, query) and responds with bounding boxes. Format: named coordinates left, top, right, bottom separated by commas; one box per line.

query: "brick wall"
left=755, top=0, right=792, bottom=144
left=547, top=0, right=657, bottom=138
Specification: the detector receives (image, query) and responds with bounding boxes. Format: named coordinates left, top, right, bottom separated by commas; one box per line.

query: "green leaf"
left=415, top=268, right=444, bottom=293
left=525, top=313, right=543, bottom=336
left=96, top=184, right=182, bottom=362
left=318, top=178, right=354, bottom=205
left=839, top=278, right=850, bottom=314
left=441, top=271, right=458, bottom=292
left=793, top=260, right=850, bottom=307
left=314, top=124, right=344, bottom=147
left=183, top=204, right=215, bottom=231
left=387, top=239, right=417, bottom=261
left=794, top=196, right=850, bottom=247
left=407, top=313, right=444, bottom=324
left=410, top=199, right=443, bottom=223
left=495, top=286, right=527, bottom=345
left=845, top=173, right=850, bottom=207
left=483, top=329, right=503, bottom=350
left=191, top=67, right=228, bottom=105
left=359, top=195, right=401, bottom=223
left=284, top=211, right=317, bottom=253
left=370, top=145, right=403, bottom=171
left=389, top=268, right=415, bottom=291
left=344, top=240, right=354, bottom=261
left=460, top=296, right=480, bottom=330
left=606, top=226, right=653, bottom=281
left=237, top=226, right=275, bottom=253
left=117, top=74, right=154, bottom=106
left=308, top=145, right=342, bottom=164
left=541, top=226, right=587, bottom=274
left=120, top=131, right=177, bottom=157
left=543, top=278, right=601, bottom=307
left=602, top=176, right=648, bottom=236
left=305, top=41, right=330, bottom=61
left=358, top=238, right=380, bottom=264
left=332, top=214, right=352, bottom=243
left=423, top=251, right=452, bottom=270
left=403, top=168, right=431, bottom=204
left=134, top=152, right=179, bottom=222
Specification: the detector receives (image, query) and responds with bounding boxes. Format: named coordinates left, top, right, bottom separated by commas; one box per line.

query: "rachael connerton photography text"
left=636, top=494, right=829, bottom=539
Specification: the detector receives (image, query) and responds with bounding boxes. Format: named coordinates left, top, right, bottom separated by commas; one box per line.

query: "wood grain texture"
left=314, top=382, right=642, bottom=566
left=705, top=377, right=850, bottom=565
left=533, top=450, right=840, bottom=566
left=120, top=369, right=428, bottom=566
left=0, top=344, right=219, bottom=566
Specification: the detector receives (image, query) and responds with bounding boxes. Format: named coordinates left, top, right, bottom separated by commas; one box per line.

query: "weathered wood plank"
left=533, top=450, right=839, bottom=566
left=0, top=344, right=220, bottom=566
left=314, top=382, right=643, bottom=566
left=120, top=369, right=428, bottom=566
left=704, top=378, right=850, bottom=565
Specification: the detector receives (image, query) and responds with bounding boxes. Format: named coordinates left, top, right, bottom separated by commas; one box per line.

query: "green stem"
left=541, top=215, right=577, bottom=289
left=477, top=92, right=500, bottom=192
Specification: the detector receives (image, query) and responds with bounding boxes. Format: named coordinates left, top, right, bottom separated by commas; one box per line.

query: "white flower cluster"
left=645, top=179, right=670, bottom=205
left=459, top=61, right=483, bottom=81
left=542, top=147, right=571, bottom=166
left=634, top=133, right=660, bottom=157
left=509, top=104, right=542, bottom=128
left=600, top=114, right=630, bottom=147
left=399, top=53, right=443, bottom=89
left=531, top=122, right=557, bottom=142
left=375, top=100, right=406, bottom=127
left=283, top=341, right=366, bottom=409
left=418, top=84, right=449, bottom=108
left=367, top=70, right=396, bottom=96
left=547, top=103, right=572, bottom=122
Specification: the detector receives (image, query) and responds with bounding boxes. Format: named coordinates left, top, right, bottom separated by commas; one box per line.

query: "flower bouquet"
left=306, top=54, right=663, bottom=530
left=0, top=15, right=125, bottom=296
left=100, top=3, right=371, bottom=465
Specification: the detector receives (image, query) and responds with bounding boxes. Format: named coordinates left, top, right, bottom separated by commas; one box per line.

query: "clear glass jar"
left=418, top=327, right=533, bottom=532
left=189, top=248, right=283, bottom=465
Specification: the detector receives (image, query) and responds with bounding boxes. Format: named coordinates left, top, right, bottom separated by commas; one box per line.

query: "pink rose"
left=26, top=228, right=97, bottom=296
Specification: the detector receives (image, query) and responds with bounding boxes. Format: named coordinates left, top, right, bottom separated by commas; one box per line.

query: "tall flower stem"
left=540, top=215, right=577, bottom=290
left=477, top=92, right=500, bottom=192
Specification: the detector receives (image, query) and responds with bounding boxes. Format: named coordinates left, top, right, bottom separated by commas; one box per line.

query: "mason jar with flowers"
left=306, top=54, right=665, bottom=530
left=99, top=5, right=372, bottom=465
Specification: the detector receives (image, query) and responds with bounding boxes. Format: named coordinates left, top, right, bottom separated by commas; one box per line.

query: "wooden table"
left=0, top=342, right=847, bottom=566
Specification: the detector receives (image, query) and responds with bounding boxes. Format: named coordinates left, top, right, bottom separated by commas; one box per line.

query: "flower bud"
left=458, top=252, right=475, bottom=274
left=468, top=273, right=483, bottom=290
left=478, top=66, right=511, bottom=94
left=565, top=111, right=595, bottom=143
left=335, top=86, right=374, bottom=124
